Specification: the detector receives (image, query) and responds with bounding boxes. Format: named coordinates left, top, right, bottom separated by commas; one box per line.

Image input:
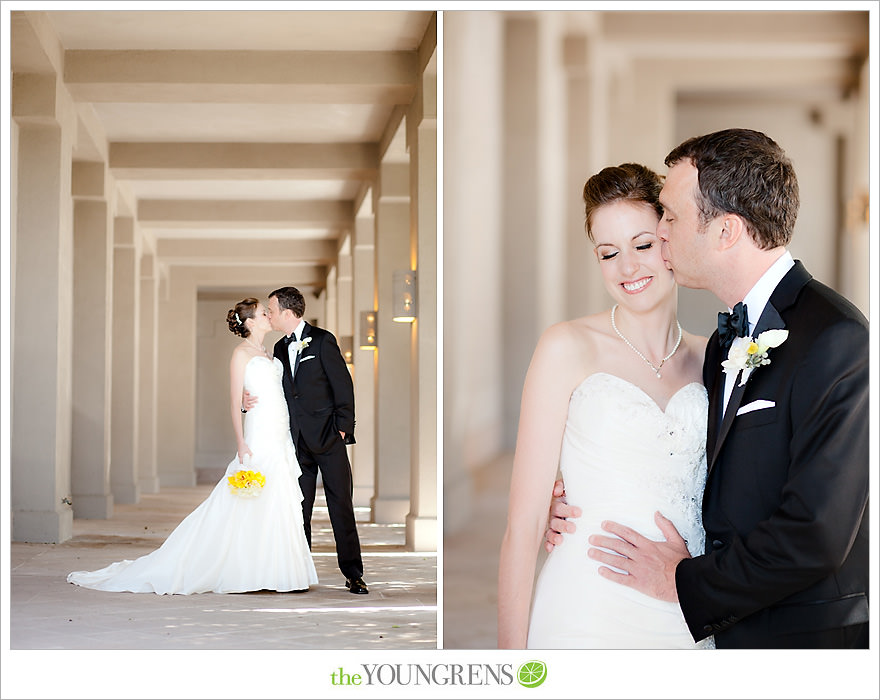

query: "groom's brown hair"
left=665, top=128, right=799, bottom=250
left=269, top=286, right=306, bottom=318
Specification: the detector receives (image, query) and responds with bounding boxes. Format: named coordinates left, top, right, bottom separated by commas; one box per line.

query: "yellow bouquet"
left=227, top=469, right=266, bottom=498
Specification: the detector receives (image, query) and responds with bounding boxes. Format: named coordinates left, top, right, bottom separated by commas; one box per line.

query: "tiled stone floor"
left=9, top=486, right=437, bottom=651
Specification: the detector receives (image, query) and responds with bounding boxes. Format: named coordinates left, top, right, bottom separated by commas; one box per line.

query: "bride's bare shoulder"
left=230, top=342, right=258, bottom=367
left=535, top=312, right=610, bottom=363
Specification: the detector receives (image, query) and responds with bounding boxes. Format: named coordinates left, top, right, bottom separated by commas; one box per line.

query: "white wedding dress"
left=527, top=372, right=713, bottom=649
left=68, top=356, right=318, bottom=594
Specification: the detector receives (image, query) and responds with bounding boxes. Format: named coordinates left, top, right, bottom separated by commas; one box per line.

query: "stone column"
left=336, top=244, right=354, bottom=358
left=563, top=33, right=610, bottom=320
left=324, top=265, right=338, bottom=334
left=501, top=16, right=541, bottom=449
left=406, top=62, right=438, bottom=551
left=138, top=252, right=160, bottom=493
left=70, top=163, right=114, bottom=518
left=155, top=267, right=198, bottom=487
left=442, top=11, right=506, bottom=534
left=110, top=216, right=141, bottom=503
left=352, top=210, right=376, bottom=507
left=11, top=73, right=76, bottom=542
left=371, top=159, right=412, bottom=524
left=335, top=244, right=358, bottom=490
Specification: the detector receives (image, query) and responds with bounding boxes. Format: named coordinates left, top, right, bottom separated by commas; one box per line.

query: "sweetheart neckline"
left=573, top=372, right=705, bottom=415
left=246, top=355, right=279, bottom=368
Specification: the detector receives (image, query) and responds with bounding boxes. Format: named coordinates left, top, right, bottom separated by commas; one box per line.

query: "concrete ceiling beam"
left=156, top=237, right=337, bottom=265
left=64, top=49, right=418, bottom=103
left=180, top=263, right=329, bottom=293
left=109, top=142, right=378, bottom=180
left=138, top=199, right=353, bottom=228
left=600, top=10, right=869, bottom=52
left=644, top=56, right=862, bottom=97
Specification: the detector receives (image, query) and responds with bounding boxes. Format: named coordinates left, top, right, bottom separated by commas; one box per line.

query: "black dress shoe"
left=345, top=577, right=369, bottom=594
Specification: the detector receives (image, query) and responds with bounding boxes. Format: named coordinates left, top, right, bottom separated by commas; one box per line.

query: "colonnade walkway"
left=10, top=486, right=437, bottom=650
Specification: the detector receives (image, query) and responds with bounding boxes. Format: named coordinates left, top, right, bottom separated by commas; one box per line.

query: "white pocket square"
left=736, top=399, right=775, bottom=416
left=299, top=355, right=316, bottom=363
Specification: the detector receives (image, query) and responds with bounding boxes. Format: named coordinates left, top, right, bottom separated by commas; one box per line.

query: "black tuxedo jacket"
left=675, top=261, right=869, bottom=648
left=274, top=323, right=356, bottom=455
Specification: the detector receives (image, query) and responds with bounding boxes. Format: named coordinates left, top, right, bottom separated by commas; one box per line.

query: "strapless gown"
left=527, top=372, right=713, bottom=649
left=68, top=356, right=318, bottom=594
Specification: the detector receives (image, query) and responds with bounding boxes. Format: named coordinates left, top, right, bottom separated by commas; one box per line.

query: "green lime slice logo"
left=517, top=660, right=547, bottom=688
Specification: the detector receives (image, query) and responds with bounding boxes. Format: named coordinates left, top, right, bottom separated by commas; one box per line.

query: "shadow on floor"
left=10, top=485, right=437, bottom=651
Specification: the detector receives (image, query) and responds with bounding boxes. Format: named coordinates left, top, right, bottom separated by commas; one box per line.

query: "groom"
left=257, top=286, right=368, bottom=594
left=547, top=129, right=868, bottom=648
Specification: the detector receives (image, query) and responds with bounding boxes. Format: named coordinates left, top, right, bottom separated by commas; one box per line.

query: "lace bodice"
left=242, top=356, right=290, bottom=444
left=561, top=372, right=708, bottom=556
left=527, top=371, right=712, bottom=649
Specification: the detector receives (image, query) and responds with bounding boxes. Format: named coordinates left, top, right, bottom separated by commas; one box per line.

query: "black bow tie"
left=282, top=334, right=297, bottom=346
left=718, top=302, right=749, bottom=352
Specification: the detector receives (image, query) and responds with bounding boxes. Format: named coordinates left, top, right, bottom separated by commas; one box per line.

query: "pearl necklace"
left=610, top=304, right=682, bottom=379
left=245, top=337, right=271, bottom=359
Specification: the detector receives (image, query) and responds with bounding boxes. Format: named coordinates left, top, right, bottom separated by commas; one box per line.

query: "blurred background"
left=442, top=9, right=871, bottom=649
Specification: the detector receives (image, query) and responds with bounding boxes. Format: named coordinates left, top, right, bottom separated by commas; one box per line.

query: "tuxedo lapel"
left=751, top=300, right=786, bottom=339
left=705, top=340, right=723, bottom=466
left=710, top=371, right=748, bottom=469
left=277, top=337, right=294, bottom=394
left=707, top=261, right=811, bottom=471
left=292, top=322, right=311, bottom=385
left=768, top=260, right=812, bottom=313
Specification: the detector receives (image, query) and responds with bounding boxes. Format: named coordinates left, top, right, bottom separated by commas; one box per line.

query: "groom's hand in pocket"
left=544, top=479, right=582, bottom=552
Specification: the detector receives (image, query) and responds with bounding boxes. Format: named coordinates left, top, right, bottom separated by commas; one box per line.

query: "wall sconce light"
left=392, top=269, right=417, bottom=323
left=340, top=335, right=354, bottom=365
left=359, top=311, right=377, bottom=349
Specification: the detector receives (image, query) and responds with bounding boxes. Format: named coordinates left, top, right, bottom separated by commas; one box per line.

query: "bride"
left=68, top=298, right=318, bottom=594
left=497, top=163, right=712, bottom=649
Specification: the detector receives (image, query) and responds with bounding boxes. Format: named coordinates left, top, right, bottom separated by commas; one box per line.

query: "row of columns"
left=10, top=36, right=437, bottom=553
left=348, top=74, right=438, bottom=551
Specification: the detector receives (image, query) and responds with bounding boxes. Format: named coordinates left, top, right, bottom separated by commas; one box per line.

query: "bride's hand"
left=237, top=443, right=253, bottom=464
left=544, top=479, right=582, bottom=552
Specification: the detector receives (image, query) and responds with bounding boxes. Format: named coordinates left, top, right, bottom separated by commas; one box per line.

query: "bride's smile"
left=621, top=276, right=652, bottom=294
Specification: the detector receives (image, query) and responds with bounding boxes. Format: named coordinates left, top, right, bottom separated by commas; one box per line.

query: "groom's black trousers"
left=295, top=433, right=364, bottom=581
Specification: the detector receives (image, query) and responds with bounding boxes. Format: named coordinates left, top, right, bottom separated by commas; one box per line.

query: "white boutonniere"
left=293, top=336, right=312, bottom=354
left=722, top=329, right=789, bottom=386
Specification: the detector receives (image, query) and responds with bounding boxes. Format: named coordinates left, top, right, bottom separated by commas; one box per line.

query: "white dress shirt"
left=721, top=250, right=795, bottom=416
left=287, top=318, right=306, bottom=377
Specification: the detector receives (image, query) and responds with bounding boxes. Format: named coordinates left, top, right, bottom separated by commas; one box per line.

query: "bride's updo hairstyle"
left=582, top=163, right=664, bottom=243
left=227, top=298, right=259, bottom=338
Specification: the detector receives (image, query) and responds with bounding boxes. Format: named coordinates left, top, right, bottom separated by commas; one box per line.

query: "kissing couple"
left=498, top=128, right=868, bottom=649
left=70, top=286, right=369, bottom=596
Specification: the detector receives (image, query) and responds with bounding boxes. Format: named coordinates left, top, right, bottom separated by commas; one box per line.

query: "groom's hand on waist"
left=544, top=479, right=582, bottom=553
left=241, top=390, right=259, bottom=412
left=586, top=512, right=688, bottom=602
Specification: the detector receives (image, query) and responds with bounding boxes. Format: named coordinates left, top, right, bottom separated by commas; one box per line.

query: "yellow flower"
left=228, top=468, right=266, bottom=497
left=721, top=328, right=789, bottom=386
